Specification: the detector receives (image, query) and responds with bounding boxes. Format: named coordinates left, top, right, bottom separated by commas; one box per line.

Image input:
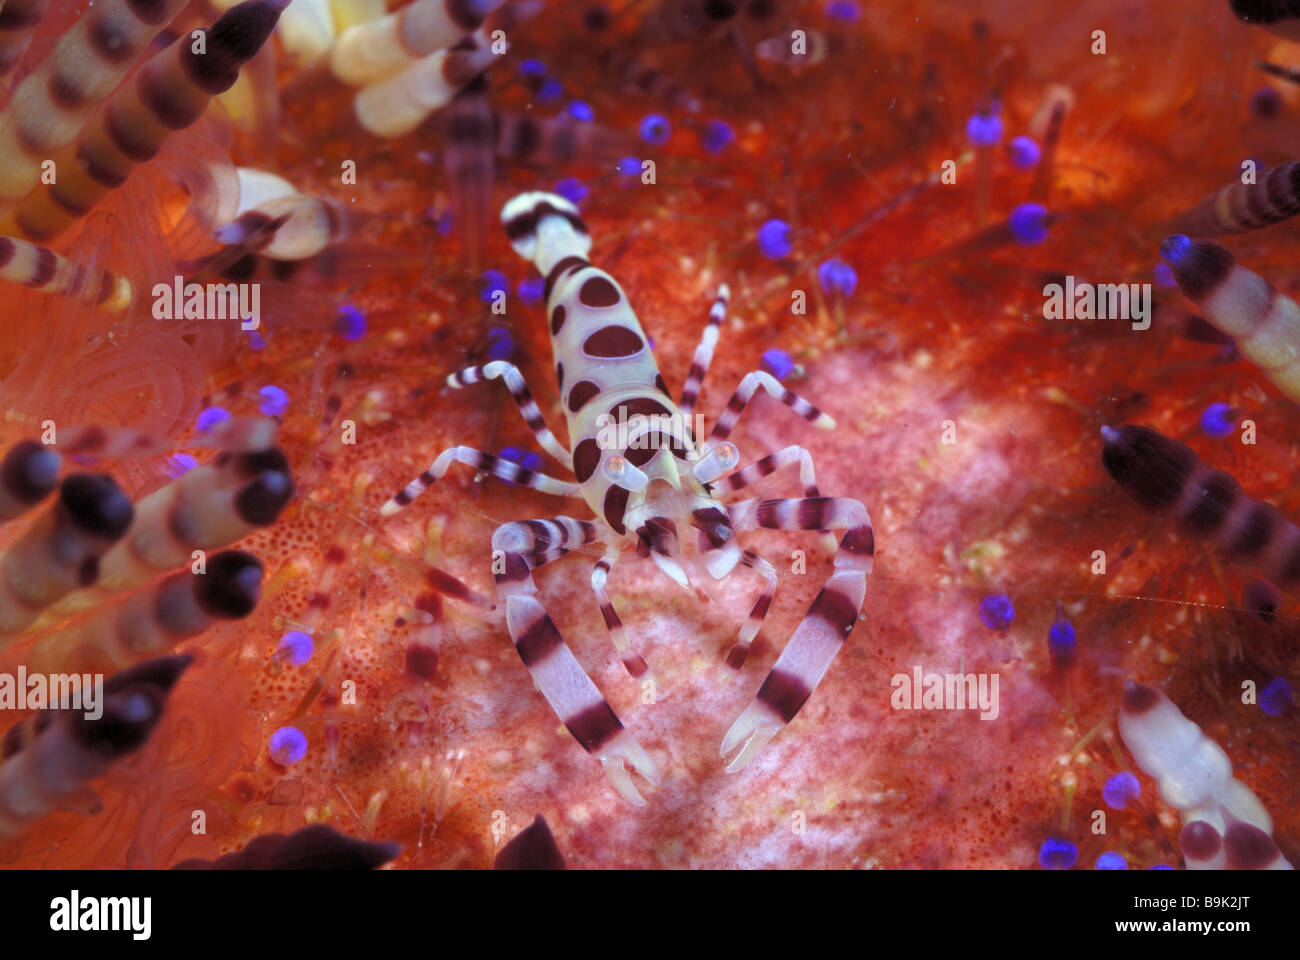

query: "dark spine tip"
left=182, top=0, right=283, bottom=95
left=1230, top=0, right=1292, bottom=25
left=187, top=825, right=400, bottom=869
left=194, top=550, right=264, bottom=618
left=212, top=0, right=283, bottom=61
left=1121, top=679, right=1161, bottom=715
left=1099, top=424, right=1198, bottom=513
left=71, top=653, right=193, bottom=756
left=2, top=440, right=60, bottom=504
left=104, top=653, right=195, bottom=696
left=1243, top=578, right=1280, bottom=622
left=234, top=470, right=293, bottom=525
left=268, top=824, right=400, bottom=869
left=235, top=446, right=290, bottom=478
left=494, top=815, right=566, bottom=870
left=74, top=691, right=163, bottom=756
left=58, top=473, right=135, bottom=539
left=1159, top=235, right=1235, bottom=302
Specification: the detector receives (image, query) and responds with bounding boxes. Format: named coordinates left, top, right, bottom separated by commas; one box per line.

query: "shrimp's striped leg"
left=719, top=548, right=778, bottom=673
left=591, top=543, right=649, bottom=679
left=447, top=361, right=573, bottom=467
left=493, top=519, right=659, bottom=805
left=707, top=371, right=835, bottom=447
left=720, top=496, right=874, bottom=772
left=381, top=447, right=579, bottom=516
left=722, top=445, right=821, bottom=498
left=722, top=445, right=836, bottom=553
left=678, top=284, right=730, bottom=419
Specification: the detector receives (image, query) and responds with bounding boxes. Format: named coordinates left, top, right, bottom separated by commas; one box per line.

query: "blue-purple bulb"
left=1008, top=135, right=1040, bottom=169
left=196, top=407, right=230, bottom=432
left=1048, top=616, right=1076, bottom=665
left=639, top=113, right=671, bottom=145
left=701, top=120, right=735, bottom=155
left=818, top=258, right=858, bottom=297
left=480, top=270, right=508, bottom=301
left=165, top=453, right=198, bottom=478
left=499, top=446, right=543, bottom=473
left=757, top=219, right=793, bottom=258
left=1103, top=771, right=1140, bottom=810
left=486, top=327, right=513, bottom=361
left=1261, top=677, right=1294, bottom=717
left=269, top=726, right=308, bottom=765
left=518, top=277, right=545, bottom=304
left=978, top=593, right=1015, bottom=630
left=762, top=348, right=796, bottom=380
left=257, top=385, right=289, bottom=417
left=538, top=78, right=563, bottom=103
left=554, top=177, right=587, bottom=205
left=337, top=304, right=367, bottom=340
left=825, top=0, right=860, bottom=22
left=277, top=631, right=314, bottom=666
left=1200, top=402, right=1235, bottom=438
left=1008, top=203, right=1049, bottom=245
left=1038, top=837, right=1078, bottom=869
left=966, top=111, right=1003, bottom=147
left=1160, top=234, right=1193, bottom=264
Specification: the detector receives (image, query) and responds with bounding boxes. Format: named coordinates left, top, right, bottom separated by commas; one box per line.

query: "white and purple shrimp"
left=382, top=191, right=874, bottom=805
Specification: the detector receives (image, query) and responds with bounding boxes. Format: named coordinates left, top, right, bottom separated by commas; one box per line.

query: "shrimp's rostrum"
left=382, top=192, right=875, bottom=805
